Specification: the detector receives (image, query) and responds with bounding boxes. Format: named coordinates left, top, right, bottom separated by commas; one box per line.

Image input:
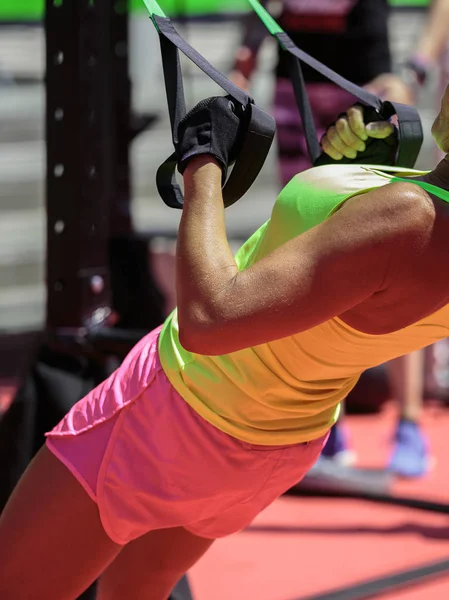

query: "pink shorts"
left=46, top=326, right=326, bottom=545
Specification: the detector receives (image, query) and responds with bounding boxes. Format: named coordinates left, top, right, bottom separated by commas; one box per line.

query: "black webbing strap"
left=153, top=15, right=276, bottom=209
left=276, top=32, right=423, bottom=168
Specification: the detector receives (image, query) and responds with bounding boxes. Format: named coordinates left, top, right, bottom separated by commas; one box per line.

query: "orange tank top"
left=158, top=164, right=449, bottom=445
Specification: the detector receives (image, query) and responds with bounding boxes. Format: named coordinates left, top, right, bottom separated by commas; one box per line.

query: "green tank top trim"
left=392, top=176, right=449, bottom=204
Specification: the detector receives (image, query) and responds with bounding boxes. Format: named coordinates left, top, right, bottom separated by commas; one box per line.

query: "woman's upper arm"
left=182, top=184, right=432, bottom=355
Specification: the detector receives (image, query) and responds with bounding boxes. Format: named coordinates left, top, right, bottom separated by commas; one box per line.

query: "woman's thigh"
left=0, top=445, right=123, bottom=600
left=98, top=526, right=214, bottom=600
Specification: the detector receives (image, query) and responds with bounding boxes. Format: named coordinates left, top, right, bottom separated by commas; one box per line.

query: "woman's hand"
left=321, top=105, right=395, bottom=161
left=176, top=96, right=245, bottom=179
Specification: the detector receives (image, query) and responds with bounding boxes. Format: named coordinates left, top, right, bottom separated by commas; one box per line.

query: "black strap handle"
left=154, top=15, right=275, bottom=209
left=276, top=32, right=423, bottom=168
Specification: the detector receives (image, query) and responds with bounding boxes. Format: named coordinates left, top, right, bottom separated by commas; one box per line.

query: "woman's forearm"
left=415, top=0, right=449, bottom=63
left=176, top=157, right=239, bottom=347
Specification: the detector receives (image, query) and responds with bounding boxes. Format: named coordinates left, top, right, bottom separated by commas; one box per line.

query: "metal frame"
left=45, top=0, right=123, bottom=334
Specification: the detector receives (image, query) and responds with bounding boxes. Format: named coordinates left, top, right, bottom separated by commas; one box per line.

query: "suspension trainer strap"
left=245, top=0, right=423, bottom=168
left=142, top=0, right=276, bottom=208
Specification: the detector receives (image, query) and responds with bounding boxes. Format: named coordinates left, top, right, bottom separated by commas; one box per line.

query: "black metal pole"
left=110, top=0, right=133, bottom=236
left=45, top=0, right=116, bottom=334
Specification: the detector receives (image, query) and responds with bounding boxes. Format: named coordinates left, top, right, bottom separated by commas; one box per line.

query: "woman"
left=2, top=91, right=449, bottom=599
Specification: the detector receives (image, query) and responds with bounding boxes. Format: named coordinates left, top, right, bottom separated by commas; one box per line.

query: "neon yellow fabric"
left=158, top=164, right=449, bottom=445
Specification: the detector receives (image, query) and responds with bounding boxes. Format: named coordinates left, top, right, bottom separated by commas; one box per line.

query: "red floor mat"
left=189, top=403, right=449, bottom=600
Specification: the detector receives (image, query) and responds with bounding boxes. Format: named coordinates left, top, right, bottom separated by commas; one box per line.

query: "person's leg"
left=98, top=526, right=214, bottom=600
left=388, top=351, right=424, bottom=422
left=0, top=445, right=123, bottom=599
left=387, top=351, right=430, bottom=477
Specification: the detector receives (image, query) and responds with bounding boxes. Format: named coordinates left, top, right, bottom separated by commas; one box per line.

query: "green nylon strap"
left=245, top=0, right=283, bottom=35
left=141, top=0, right=167, bottom=29
left=144, top=0, right=281, bottom=37
left=392, top=177, right=449, bottom=203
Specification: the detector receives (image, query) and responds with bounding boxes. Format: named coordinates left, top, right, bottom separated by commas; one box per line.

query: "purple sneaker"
left=321, top=423, right=356, bottom=467
left=388, top=419, right=430, bottom=478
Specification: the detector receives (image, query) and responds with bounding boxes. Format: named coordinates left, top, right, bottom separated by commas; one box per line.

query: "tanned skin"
left=177, top=87, right=449, bottom=356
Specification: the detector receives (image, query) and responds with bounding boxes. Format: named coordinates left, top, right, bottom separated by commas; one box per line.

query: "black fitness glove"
left=176, top=95, right=246, bottom=179
left=316, top=105, right=399, bottom=167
